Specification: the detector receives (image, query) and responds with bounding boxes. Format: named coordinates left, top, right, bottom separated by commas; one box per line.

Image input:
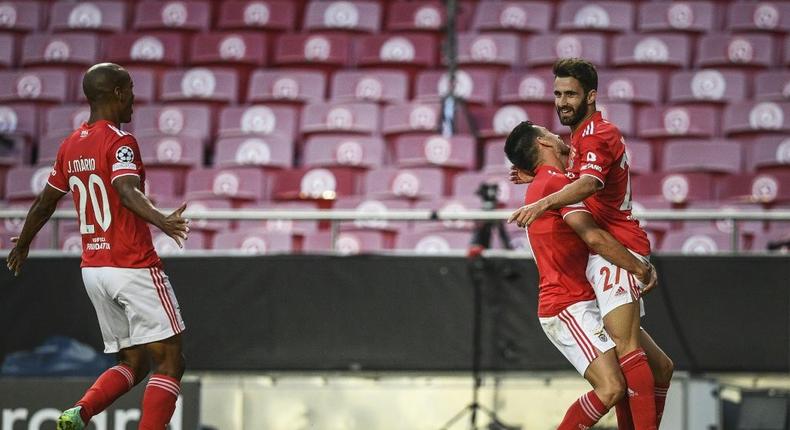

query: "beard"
left=557, top=98, right=589, bottom=127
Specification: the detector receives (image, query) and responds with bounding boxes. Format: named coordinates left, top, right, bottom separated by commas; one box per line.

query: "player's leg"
left=640, top=329, right=674, bottom=427
left=558, top=349, right=626, bottom=430
left=138, top=334, right=185, bottom=430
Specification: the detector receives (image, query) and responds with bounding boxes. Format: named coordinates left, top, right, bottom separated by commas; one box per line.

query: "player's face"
left=537, top=126, right=570, bottom=156
left=118, top=80, right=134, bottom=124
left=554, top=77, right=592, bottom=127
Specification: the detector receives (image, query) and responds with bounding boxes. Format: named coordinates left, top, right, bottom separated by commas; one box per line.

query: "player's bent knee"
left=596, top=377, right=626, bottom=409
left=655, top=354, right=674, bottom=384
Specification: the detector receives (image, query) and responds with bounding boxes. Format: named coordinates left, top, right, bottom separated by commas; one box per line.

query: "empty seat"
left=302, top=135, right=384, bottom=169
left=685, top=201, right=765, bottom=236
left=612, top=34, right=691, bottom=68
left=723, top=101, right=790, bottom=135
left=669, top=70, right=747, bottom=104
left=213, top=229, right=295, bottom=254
left=248, top=69, right=326, bottom=104
left=748, top=135, right=790, bottom=172
left=415, top=69, right=495, bottom=105
left=625, top=139, right=653, bottom=175
left=0, top=69, right=70, bottom=104
left=185, top=168, right=268, bottom=202
left=456, top=33, right=520, bottom=67
left=637, top=105, right=719, bottom=138
left=663, top=139, right=742, bottom=174
left=130, top=104, right=212, bottom=142
left=381, top=102, right=441, bottom=136
left=525, top=33, right=607, bottom=68
left=36, top=135, right=63, bottom=166
left=719, top=172, right=790, bottom=204
left=304, top=1, right=381, bottom=33
left=630, top=197, right=674, bottom=233
left=394, top=134, right=476, bottom=170
left=160, top=68, right=238, bottom=104
left=660, top=228, right=737, bottom=254
left=5, top=165, right=54, bottom=200
left=631, top=172, right=715, bottom=204
left=752, top=229, right=790, bottom=252
left=386, top=1, right=446, bottom=32
left=138, top=136, right=203, bottom=167
left=557, top=1, right=634, bottom=33
left=218, top=105, right=298, bottom=140
left=0, top=134, right=31, bottom=166
left=105, top=33, right=185, bottom=66
left=727, top=2, right=790, bottom=33
left=482, top=138, right=512, bottom=174
left=395, top=230, right=471, bottom=254
left=357, top=34, right=438, bottom=69
left=498, top=70, right=556, bottom=104
left=190, top=33, right=267, bottom=66
left=272, top=167, right=360, bottom=200
left=43, top=105, right=90, bottom=139
left=638, top=2, right=718, bottom=33
left=598, top=70, right=662, bottom=104
left=453, top=171, right=528, bottom=208
left=303, top=230, right=390, bottom=254
left=552, top=102, right=635, bottom=136
left=0, top=104, right=39, bottom=140
left=274, top=34, right=351, bottom=68
left=152, top=230, right=208, bottom=254
left=143, top=169, right=182, bottom=204
left=332, top=70, right=409, bottom=104
left=21, top=33, right=98, bottom=67
left=754, top=71, right=790, bottom=101
left=214, top=135, right=293, bottom=169
left=364, top=167, right=445, bottom=200
left=475, top=104, right=554, bottom=139
left=49, top=1, right=127, bottom=33
left=301, top=102, right=379, bottom=135
left=76, top=67, right=156, bottom=104
left=0, top=2, right=42, bottom=33
left=217, top=0, right=296, bottom=32
left=133, top=1, right=210, bottom=32
left=174, top=199, right=233, bottom=233
left=413, top=196, right=479, bottom=232
left=697, top=34, right=775, bottom=68
left=0, top=34, right=15, bottom=68
left=333, top=196, right=411, bottom=232
left=236, top=201, right=320, bottom=234
left=472, top=1, right=552, bottom=33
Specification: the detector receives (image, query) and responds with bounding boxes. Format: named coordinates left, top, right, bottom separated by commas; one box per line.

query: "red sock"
left=655, top=382, right=670, bottom=427
left=557, top=390, right=608, bottom=430
left=615, top=396, right=634, bottom=430
left=620, top=349, right=657, bottom=430
left=76, top=364, right=135, bottom=423
left=139, top=374, right=181, bottom=430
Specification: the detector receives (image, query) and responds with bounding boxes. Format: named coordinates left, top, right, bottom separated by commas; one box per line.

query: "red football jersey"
left=526, top=165, right=596, bottom=317
left=48, top=120, right=161, bottom=268
left=567, top=111, right=651, bottom=255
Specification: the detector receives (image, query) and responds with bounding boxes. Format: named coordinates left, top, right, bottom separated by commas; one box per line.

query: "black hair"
left=552, top=58, right=598, bottom=94
left=82, top=63, right=130, bottom=106
left=504, top=121, right=542, bottom=173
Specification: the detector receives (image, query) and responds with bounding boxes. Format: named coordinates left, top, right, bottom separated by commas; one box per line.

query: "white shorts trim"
left=586, top=251, right=648, bottom=318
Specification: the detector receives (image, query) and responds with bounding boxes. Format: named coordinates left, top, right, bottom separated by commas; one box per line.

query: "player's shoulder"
left=583, top=114, right=622, bottom=141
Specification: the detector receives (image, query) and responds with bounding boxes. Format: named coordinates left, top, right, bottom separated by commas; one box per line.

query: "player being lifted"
left=510, top=59, right=674, bottom=429
left=7, top=63, right=189, bottom=430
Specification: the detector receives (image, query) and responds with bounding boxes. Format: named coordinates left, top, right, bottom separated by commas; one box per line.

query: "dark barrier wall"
left=2, top=256, right=788, bottom=372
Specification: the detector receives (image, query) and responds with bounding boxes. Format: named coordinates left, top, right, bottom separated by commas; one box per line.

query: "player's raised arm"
left=7, top=184, right=67, bottom=275
left=112, top=175, right=189, bottom=248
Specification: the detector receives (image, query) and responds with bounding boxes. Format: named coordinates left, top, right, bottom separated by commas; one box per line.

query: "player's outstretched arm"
left=112, top=176, right=189, bottom=247
left=563, top=210, right=658, bottom=292
left=508, top=176, right=601, bottom=227
left=7, top=185, right=66, bottom=276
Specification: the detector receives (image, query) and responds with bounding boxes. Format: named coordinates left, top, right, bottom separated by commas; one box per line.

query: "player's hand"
left=507, top=200, right=549, bottom=228
left=509, top=167, right=534, bottom=185
left=161, top=202, right=190, bottom=248
left=636, top=263, right=658, bottom=295
left=7, top=237, right=29, bottom=277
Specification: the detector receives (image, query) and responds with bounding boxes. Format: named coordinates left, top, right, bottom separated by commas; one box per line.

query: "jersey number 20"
left=69, top=174, right=112, bottom=234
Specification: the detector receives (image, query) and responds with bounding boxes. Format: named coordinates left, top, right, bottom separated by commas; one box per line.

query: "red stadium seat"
left=669, top=69, right=747, bottom=104
left=456, top=33, right=521, bottom=68
left=415, top=69, right=496, bottom=106
left=638, top=2, right=719, bottom=34
left=598, top=70, right=662, bottom=105
left=0, top=34, right=15, bottom=68
left=21, top=33, right=98, bottom=67
left=0, top=104, right=39, bottom=141
left=625, top=139, right=653, bottom=175
left=612, top=34, right=691, bottom=68
left=214, top=135, right=294, bottom=169
left=685, top=201, right=765, bottom=236
left=630, top=197, right=673, bottom=234
left=236, top=201, right=320, bottom=234
left=696, top=34, right=775, bottom=68
left=144, top=169, right=182, bottom=204
left=332, top=70, right=409, bottom=104
left=333, top=196, right=412, bottom=232
left=719, top=172, right=790, bottom=205
left=0, top=134, right=30, bottom=167
left=303, top=230, right=391, bottom=254
left=217, top=105, right=298, bottom=140
left=482, top=138, right=512, bottom=174
left=213, top=229, right=296, bottom=254
left=551, top=102, right=635, bottom=136
left=472, top=1, right=552, bottom=34
left=660, top=227, right=739, bottom=254
left=754, top=71, right=790, bottom=101
left=453, top=171, right=528, bottom=208
left=138, top=136, right=203, bottom=167
left=133, top=1, right=210, bottom=33
left=386, top=1, right=446, bottom=33
left=475, top=104, right=554, bottom=139
left=525, top=33, right=607, bottom=68
left=216, top=0, right=296, bottom=32
left=160, top=68, right=239, bottom=104
left=49, top=1, right=127, bottom=33
left=395, top=230, right=471, bottom=254
left=726, top=2, right=790, bottom=34
left=381, top=102, right=441, bottom=136
left=248, top=69, right=326, bottom=104
left=272, top=167, right=360, bottom=200
left=498, top=70, right=556, bottom=105
left=393, top=134, right=475, bottom=170
left=185, top=168, right=269, bottom=202
left=637, top=105, right=719, bottom=138
left=785, top=36, right=790, bottom=67
left=752, top=229, right=790, bottom=253
left=303, top=1, right=381, bottom=34
left=179, top=199, right=235, bottom=233
left=413, top=196, right=479, bottom=233
left=105, top=33, right=185, bottom=67
left=723, top=101, right=790, bottom=136
left=631, top=172, right=715, bottom=204
left=152, top=230, right=208, bottom=254
left=301, top=102, right=379, bottom=135
left=43, top=105, right=90, bottom=139
left=190, top=33, right=267, bottom=67
left=0, top=69, right=70, bottom=104
left=274, top=34, right=351, bottom=68
left=363, top=167, right=445, bottom=200
left=0, top=2, right=44, bottom=33
left=356, top=34, right=438, bottom=69
left=130, top=104, right=212, bottom=143
left=302, top=135, right=384, bottom=169
left=748, top=135, right=790, bottom=172
left=663, top=139, right=742, bottom=174
left=557, top=1, right=635, bottom=33
left=76, top=67, right=156, bottom=104
left=36, top=135, right=63, bottom=166
left=4, top=165, right=54, bottom=201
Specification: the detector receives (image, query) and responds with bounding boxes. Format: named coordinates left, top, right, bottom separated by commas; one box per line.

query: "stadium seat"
left=43, top=105, right=90, bottom=139
left=748, top=135, right=790, bottom=173
left=302, top=135, right=384, bottom=169
left=726, top=2, right=790, bottom=34
left=144, top=169, right=182, bottom=204
left=301, top=102, right=379, bottom=135
left=214, top=135, right=293, bottom=169
left=332, top=70, right=409, bottom=104
left=785, top=35, right=790, bottom=66
left=303, top=230, right=391, bottom=254
left=213, top=229, right=296, bottom=254
left=752, top=229, right=790, bottom=253
left=386, top=1, right=446, bottom=33
left=413, top=196, right=480, bottom=232
left=696, top=34, right=775, bottom=68
left=557, top=1, right=635, bottom=33
left=185, top=168, right=269, bottom=202
left=247, top=69, right=326, bottom=104
left=630, top=197, right=673, bottom=234
left=612, top=34, right=691, bottom=68
left=0, top=69, right=70, bottom=104
left=498, top=70, right=556, bottom=105
left=525, top=33, right=607, bottom=68
left=0, top=134, right=30, bottom=167
left=152, top=230, right=208, bottom=254
left=133, top=1, right=210, bottom=32
left=130, top=104, right=212, bottom=143
left=471, top=1, right=552, bottom=33
left=456, top=33, right=521, bottom=68
left=0, top=2, right=44, bottom=33
left=137, top=136, right=203, bottom=167
left=598, top=70, right=662, bottom=105
left=415, top=69, right=496, bottom=106
left=217, top=105, right=298, bottom=140
left=21, top=33, right=98, bottom=67
left=452, top=171, right=528, bottom=208
left=236, top=201, right=320, bottom=234
left=393, top=134, right=475, bottom=170
left=169, top=198, right=234, bottom=233
left=660, top=227, right=739, bottom=254
left=638, top=1, right=718, bottom=34
left=49, top=1, right=127, bottom=33
left=685, top=201, right=765, bottom=236
left=274, top=34, right=351, bottom=68
left=625, top=139, right=653, bottom=175
left=0, top=104, right=39, bottom=141
left=190, top=33, right=267, bottom=67
left=160, top=68, right=239, bottom=104
left=105, top=33, right=185, bottom=67
left=216, top=0, right=297, bottom=32
left=723, top=101, right=790, bottom=136
left=381, top=102, right=441, bottom=136
left=272, top=167, right=360, bottom=200
left=36, top=135, right=63, bottom=166
left=333, top=196, right=412, bottom=232
left=632, top=172, right=715, bottom=204
left=474, top=104, right=554, bottom=139
left=669, top=69, right=747, bottom=104
left=662, top=139, right=742, bottom=174
left=719, top=172, right=790, bottom=204
left=482, top=139, right=512, bottom=174
left=0, top=34, right=15, bottom=68
left=356, top=34, right=438, bottom=69
left=76, top=67, right=156, bottom=104
left=394, top=230, right=472, bottom=254
left=754, top=71, right=790, bottom=101
left=551, top=102, right=635, bottom=136
left=303, top=1, right=381, bottom=34
left=4, top=165, right=54, bottom=201
left=364, top=167, right=445, bottom=200
left=637, top=105, right=719, bottom=138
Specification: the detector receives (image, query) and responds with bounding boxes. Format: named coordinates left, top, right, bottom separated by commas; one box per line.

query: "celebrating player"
left=6, top=63, right=189, bottom=430
left=509, top=58, right=674, bottom=429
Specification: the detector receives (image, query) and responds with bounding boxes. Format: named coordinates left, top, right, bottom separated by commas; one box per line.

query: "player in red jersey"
left=504, top=120, right=658, bottom=429
left=509, top=59, right=674, bottom=430
left=7, top=63, right=189, bottom=430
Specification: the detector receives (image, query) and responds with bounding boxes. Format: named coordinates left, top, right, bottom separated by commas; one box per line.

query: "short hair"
left=504, top=121, right=542, bottom=173
left=553, top=58, right=598, bottom=94
left=82, top=63, right=130, bottom=105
